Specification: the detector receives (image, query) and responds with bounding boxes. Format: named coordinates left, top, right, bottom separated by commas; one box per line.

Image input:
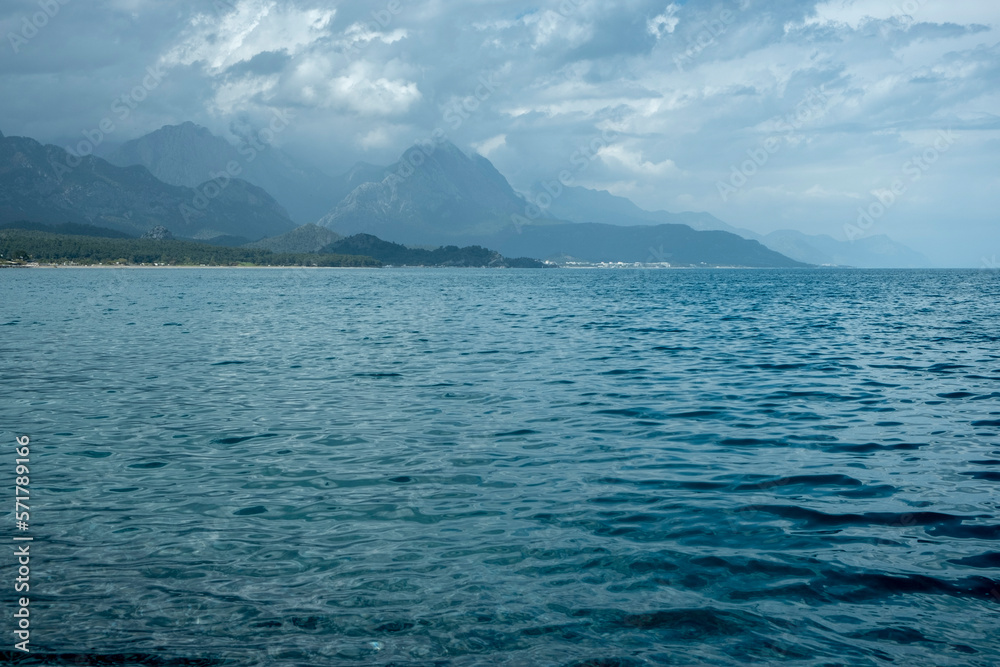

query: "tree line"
left=0, top=228, right=381, bottom=267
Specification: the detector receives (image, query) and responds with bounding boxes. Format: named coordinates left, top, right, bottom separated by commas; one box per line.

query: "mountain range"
left=313, top=138, right=803, bottom=267
left=526, top=183, right=930, bottom=268
left=104, top=122, right=340, bottom=225
left=0, top=130, right=295, bottom=240
left=317, top=141, right=527, bottom=244
left=1, top=123, right=929, bottom=267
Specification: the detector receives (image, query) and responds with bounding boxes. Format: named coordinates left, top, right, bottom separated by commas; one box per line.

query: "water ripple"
left=2, top=268, right=999, bottom=666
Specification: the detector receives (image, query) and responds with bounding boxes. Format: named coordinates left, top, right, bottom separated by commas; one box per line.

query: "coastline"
left=7, top=263, right=381, bottom=269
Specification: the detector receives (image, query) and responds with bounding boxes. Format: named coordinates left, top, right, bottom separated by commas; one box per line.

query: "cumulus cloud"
left=523, top=9, right=594, bottom=49
left=156, top=0, right=336, bottom=114
left=598, top=144, right=681, bottom=177
left=156, top=1, right=424, bottom=118
left=328, top=61, right=422, bottom=116
left=472, top=133, right=507, bottom=157
left=647, top=3, right=680, bottom=39
left=339, top=23, right=408, bottom=50
left=161, top=1, right=334, bottom=75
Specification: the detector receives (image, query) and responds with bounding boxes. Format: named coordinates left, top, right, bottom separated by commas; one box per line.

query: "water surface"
left=1, top=268, right=998, bottom=665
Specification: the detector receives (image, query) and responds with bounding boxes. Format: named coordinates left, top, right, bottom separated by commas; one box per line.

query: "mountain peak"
left=106, top=123, right=235, bottom=189
left=399, top=139, right=470, bottom=170
left=317, top=141, right=526, bottom=243
left=433, top=139, right=467, bottom=156
left=104, top=121, right=338, bottom=223
left=0, top=131, right=295, bottom=239
left=160, top=121, right=212, bottom=136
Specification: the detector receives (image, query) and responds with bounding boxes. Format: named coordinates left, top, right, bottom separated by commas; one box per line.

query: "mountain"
left=317, top=141, right=532, bottom=244
left=317, top=141, right=806, bottom=267
left=532, top=183, right=756, bottom=236
left=487, top=223, right=807, bottom=267
left=105, top=122, right=340, bottom=224
left=0, top=226, right=380, bottom=267
left=322, top=233, right=548, bottom=268
left=0, top=220, right=132, bottom=238
left=331, top=161, right=389, bottom=202
left=761, top=230, right=931, bottom=268
left=0, top=133, right=296, bottom=239
left=541, top=183, right=930, bottom=268
left=245, top=223, right=341, bottom=254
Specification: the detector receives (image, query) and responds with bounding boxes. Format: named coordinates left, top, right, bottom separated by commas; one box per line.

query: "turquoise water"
left=1, top=268, right=998, bottom=666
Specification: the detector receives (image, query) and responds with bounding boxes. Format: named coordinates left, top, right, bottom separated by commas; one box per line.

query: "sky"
left=1, top=0, right=998, bottom=267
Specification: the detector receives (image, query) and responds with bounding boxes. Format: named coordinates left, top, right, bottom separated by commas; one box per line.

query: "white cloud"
left=359, top=127, right=392, bottom=150
left=329, top=62, right=422, bottom=116
left=210, top=74, right=280, bottom=115
left=523, top=9, right=593, bottom=48
left=806, top=0, right=999, bottom=30
left=159, top=0, right=335, bottom=113
left=472, top=134, right=506, bottom=157
left=341, top=23, right=408, bottom=49
left=597, top=144, right=681, bottom=177
left=648, top=3, right=681, bottom=39
left=162, top=1, right=333, bottom=74
left=160, top=3, right=421, bottom=117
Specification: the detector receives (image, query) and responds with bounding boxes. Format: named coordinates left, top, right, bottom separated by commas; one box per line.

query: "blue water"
left=2, top=267, right=999, bottom=666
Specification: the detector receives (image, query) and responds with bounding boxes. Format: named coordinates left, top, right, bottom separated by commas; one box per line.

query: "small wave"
left=233, top=505, right=267, bottom=516
left=212, top=434, right=278, bottom=445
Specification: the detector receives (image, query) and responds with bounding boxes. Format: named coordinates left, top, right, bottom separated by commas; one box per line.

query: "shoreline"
left=9, top=263, right=381, bottom=270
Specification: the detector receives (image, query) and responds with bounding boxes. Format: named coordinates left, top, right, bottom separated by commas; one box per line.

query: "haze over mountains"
left=528, top=183, right=931, bottom=268
left=1, top=122, right=929, bottom=267
left=317, top=141, right=538, bottom=244
left=104, top=122, right=338, bottom=225
left=0, top=130, right=295, bottom=240
left=310, top=141, right=803, bottom=267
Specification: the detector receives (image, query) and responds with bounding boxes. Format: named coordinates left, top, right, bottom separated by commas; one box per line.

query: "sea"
left=1, top=267, right=998, bottom=666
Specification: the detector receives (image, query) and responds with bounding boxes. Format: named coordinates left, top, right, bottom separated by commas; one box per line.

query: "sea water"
left=1, top=267, right=998, bottom=665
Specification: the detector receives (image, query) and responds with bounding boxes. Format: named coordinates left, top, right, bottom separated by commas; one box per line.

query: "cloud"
left=805, top=0, right=998, bottom=30
left=210, top=73, right=280, bottom=115
left=340, top=22, right=408, bottom=50
left=523, top=9, right=594, bottom=49
left=161, top=1, right=333, bottom=75
left=598, top=144, right=681, bottom=177
left=328, top=61, right=422, bottom=116
left=156, top=0, right=336, bottom=114
left=647, top=3, right=680, bottom=39
left=359, top=127, right=392, bottom=150
left=472, top=133, right=506, bottom=157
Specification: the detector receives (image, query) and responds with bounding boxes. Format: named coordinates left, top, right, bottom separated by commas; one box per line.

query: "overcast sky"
left=1, top=0, right=997, bottom=266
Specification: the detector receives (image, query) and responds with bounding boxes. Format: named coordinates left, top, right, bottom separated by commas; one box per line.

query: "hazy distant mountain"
left=318, top=142, right=806, bottom=267
left=488, top=223, right=807, bottom=267
left=0, top=133, right=296, bottom=239
left=245, top=223, right=341, bottom=254
left=0, top=220, right=132, bottom=238
left=762, top=230, right=931, bottom=268
left=542, top=184, right=929, bottom=268
left=533, top=184, right=756, bottom=236
left=106, top=122, right=340, bottom=224
left=105, top=123, right=224, bottom=188
left=317, top=141, right=529, bottom=244
left=331, top=162, right=388, bottom=202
